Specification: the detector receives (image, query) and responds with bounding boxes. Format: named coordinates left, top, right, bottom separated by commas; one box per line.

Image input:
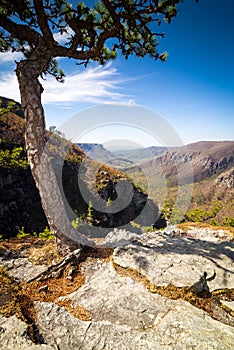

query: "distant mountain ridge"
left=77, top=140, right=234, bottom=226
left=77, top=143, right=167, bottom=168
left=76, top=143, right=115, bottom=163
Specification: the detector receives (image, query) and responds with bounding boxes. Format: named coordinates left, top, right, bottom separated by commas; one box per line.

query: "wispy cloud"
left=0, top=61, right=132, bottom=105
left=41, top=62, right=130, bottom=105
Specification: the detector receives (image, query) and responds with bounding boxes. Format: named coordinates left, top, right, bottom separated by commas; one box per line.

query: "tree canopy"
left=0, top=0, right=192, bottom=80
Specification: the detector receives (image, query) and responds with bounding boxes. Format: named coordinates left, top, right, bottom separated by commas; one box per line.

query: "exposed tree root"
left=27, top=244, right=113, bottom=283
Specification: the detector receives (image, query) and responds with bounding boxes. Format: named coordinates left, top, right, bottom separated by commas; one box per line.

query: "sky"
left=0, top=0, right=233, bottom=148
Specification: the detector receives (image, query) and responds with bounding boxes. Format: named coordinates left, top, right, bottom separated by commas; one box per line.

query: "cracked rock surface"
left=0, top=248, right=48, bottom=282
left=0, top=315, right=53, bottom=349
left=113, top=231, right=234, bottom=290
left=0, top=227, right=234, bottom=349
left=34, top=299, right=234, bottom=350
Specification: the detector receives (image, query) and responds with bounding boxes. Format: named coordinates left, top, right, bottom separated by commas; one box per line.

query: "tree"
left=0, top=0, right=197, bottom=255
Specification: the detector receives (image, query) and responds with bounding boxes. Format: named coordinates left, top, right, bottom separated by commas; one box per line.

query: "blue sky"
left=0, top=0, right=233, bottom=147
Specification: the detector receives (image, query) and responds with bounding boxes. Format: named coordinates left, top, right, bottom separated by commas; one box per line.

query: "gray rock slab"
left=113, top=231, right=234, bottom=290
left=0, top=255, right=47, bottom=282
left=104, top=228, right=140, bottom=247
left=0, top=315, right=54, bottom=349
left=34, top=298, right=234, bottom=349
left=185, top=226, right=233, bottom=242
left=67, top=260, right=177, bottom=328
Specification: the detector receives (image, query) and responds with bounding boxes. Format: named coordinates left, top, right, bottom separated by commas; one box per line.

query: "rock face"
left=0, top=248, right=48, bottom=282
left=0, top=227, right=234, bottom=349
left=0, top=167, right=47, bottom=236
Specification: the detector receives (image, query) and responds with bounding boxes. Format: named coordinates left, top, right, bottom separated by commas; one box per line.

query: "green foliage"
left=194, top=192, right=207, bottom=205
left=223, top=217, right=234, bottom=228
left=142, top=225, right=155, bottom=233
left=17, top=226, right=54, bottom=239
left=17, top=227, right=30, bottom=239
left=38, top=227, right=54, bottom=239
left=161, top=199, right=185, bottom=224
left=0, top=98, right=16, bottom=115
left=0, top=0, right=188, bottom=76
left=105, top=197, right=112, bottom=208
left=45, top=59, right=65, bottom=82
left=71, top=202, right=93, bottom=229
left=209, top=219, right=219, bottom=226
left=0, top=147, right=29, bottom=169
left=185, top=201, right=223, bottom=223
left=161, top=199, right=175, bottom=221
left=130, top=221, right=141, bottom=229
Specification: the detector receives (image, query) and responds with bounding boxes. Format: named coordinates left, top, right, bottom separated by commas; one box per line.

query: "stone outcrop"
left=0, top=226, right=234, bottom=349
left=112, top=229, right=234, bottom=290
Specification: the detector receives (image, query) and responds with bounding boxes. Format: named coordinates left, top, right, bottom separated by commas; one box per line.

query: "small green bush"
left=17, top=227, right=30, bottom=238
left=38, top=227, right=54, bottom=239
left=130, top=221, right=141, bottom=229
left=223, top=217, right=234, bottom=228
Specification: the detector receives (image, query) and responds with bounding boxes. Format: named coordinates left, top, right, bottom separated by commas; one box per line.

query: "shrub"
left=0, top=147, right=28, bottom=169
left=38, top=227, right=54, bottom=239
left=223, top=217, right=234, bottom=228
left=17, top=227, right=30, bottom=238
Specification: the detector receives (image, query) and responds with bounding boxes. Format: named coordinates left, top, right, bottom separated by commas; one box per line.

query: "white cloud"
left=0, top=51, right=23, bottom=63
left=53, top=27, right=75, bottom=45
left=0, top=73, right=21, bottom=102
left=0, top=62, right=130, bottom=105
left=41, top=62, right=129, bottom=105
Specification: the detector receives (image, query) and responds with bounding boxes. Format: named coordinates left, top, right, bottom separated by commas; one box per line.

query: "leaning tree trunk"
left=16, top=55, right=92, bottom=255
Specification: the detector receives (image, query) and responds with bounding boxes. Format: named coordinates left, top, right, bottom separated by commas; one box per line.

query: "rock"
left=0, top=315, right=53, bottom=349
left=68, top=260, right=178, bottom=328
left=1, top=227, right=234, bottom=349
left=34, top=299, right=234, bottom=350
left=186, top=226, right=232, bottom=242
left=113, top=230, right=234, bottom=290
left=0, top=167, right=47, bottom=236
left=164, top=225, right=184, bottom=236
left=104, top=228, right=139, bottom=247
left=0, top=255, right=48, bottom=282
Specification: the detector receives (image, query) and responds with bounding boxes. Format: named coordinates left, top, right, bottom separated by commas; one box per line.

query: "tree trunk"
left=16, top=54, right=92, bottom=255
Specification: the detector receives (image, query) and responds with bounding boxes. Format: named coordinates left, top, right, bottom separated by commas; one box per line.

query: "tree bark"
left=16, top=51, right=92, bottom=255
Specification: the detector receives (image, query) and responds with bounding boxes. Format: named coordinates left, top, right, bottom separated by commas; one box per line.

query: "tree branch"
left=33, top=0, right=55, bottom=46
left=54, top=28, right=117, bottom=61
left=0, top=14, right=41, bottom=46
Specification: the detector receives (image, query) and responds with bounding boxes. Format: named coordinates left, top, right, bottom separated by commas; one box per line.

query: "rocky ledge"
left=0, top=225, right=233, bottom=349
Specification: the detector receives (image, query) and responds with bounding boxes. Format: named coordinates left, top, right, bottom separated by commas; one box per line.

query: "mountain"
left=76, top=143, right=115, bottom=163
left=77, top=143, right=166, bottom=169
left=125, top=140, right=234, bottom=226
left=112, top=145, right=166, bottom=163
left=77, top=143, right=135, bottom=168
